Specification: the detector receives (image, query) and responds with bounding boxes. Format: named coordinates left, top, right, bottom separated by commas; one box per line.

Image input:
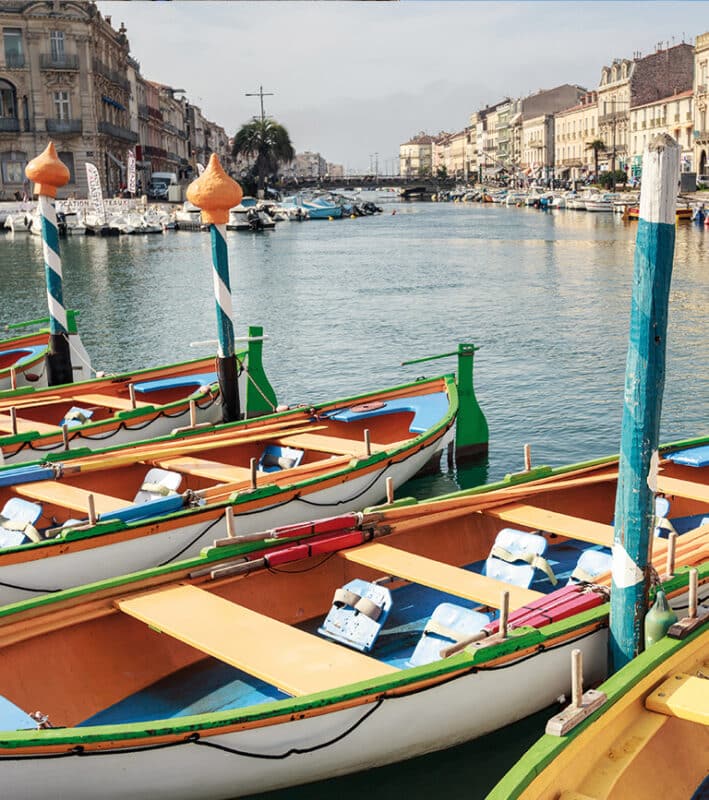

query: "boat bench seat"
left=14, top=481, right=128, bottom=516
left=326, top=391, right=449, bottom=434
left=117, top=585, right=398, bottom=697
left=155, top=456, right=254, bottom=483
left=339, top=542, right=543, bottom=611
left=273, top=432, right=398, bottom=457
left=655, top=475, right=709, bottom=504
left=484, top=504, right=614, bottom=547
left=646, top=673, right=709, bottom=725
left=665, top=445, right=709, bottom=468
left=73, top=393, right=152, bottom=412
left=0, top=414, right=60, bottom=435
left=132, top=372, right=217, bottom=395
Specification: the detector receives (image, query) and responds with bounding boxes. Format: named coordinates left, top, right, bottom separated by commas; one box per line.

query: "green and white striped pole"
left=610, top=134, right=680, bottom=671
left=186, top=154, right=244, bottom=422
left=25, top=143, right=73, bottom=386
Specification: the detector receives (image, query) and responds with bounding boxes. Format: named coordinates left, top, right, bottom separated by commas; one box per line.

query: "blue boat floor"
left=80, top=539, right=602, bottom=727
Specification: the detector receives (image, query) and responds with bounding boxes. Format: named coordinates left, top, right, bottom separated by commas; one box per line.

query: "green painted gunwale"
left=0, top=374, right=458, bottom=553
left=486, top=617, right=708, bottom=800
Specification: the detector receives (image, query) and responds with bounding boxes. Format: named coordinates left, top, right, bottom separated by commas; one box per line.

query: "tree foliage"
left=232, top=118, right=295, bottom=191
left=585, top=139, right=606, bottom=179
left=599, top=170, right=628, bottom=189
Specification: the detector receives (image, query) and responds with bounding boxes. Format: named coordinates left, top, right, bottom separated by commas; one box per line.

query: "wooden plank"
left=156, top=456, right=253, bottom=483
left=274, top=432, right=408, bottom=457
left=14, top=481, right=128, bottom=515
left=73, top=393, right=151, bottom=411
left=117, top=585, right=398, bottom=697
left=339, top=542, right=543, bottom=610
left=485, top=504, right=614, bottom=547
left=0, top=414, right=60, bottom=435
left=646, top=673, right=709, bottom=725
left=656, top=474, right=709, bottom=504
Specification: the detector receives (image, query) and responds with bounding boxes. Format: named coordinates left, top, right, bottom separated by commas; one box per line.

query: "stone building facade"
left=694, top=31, right=709, bottom=179
left=553, top=92, right=599, bottom=182
left=628, top=89, right=694, bottom=177
left=399, top=133, right=436, bottom=178
left=0, top=1, right=232, bottom=200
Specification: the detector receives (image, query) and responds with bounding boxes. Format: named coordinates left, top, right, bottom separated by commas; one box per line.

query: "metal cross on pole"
left=245, top=85, right=274, bottom=123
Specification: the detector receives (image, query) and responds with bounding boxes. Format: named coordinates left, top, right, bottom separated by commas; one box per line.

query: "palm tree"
left=231, top=118, right=295, bottom=194
left=585, top=139, right=605, bottom=183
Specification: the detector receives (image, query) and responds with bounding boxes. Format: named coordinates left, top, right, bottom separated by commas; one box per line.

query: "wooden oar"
left=0, top=395, right=65, bottom=411
left=66, top=424, right=329, bottom=475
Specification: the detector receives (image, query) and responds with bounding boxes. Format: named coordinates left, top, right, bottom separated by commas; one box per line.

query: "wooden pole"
left=25, top=143, right=73, bottom=386
left=524, top=443, right=532, bottom=471
left=189, top=399, right=197, bottom=428
left=186, top=155, right=244, bottom=423
left=665, top=531, right=677, bottom=578
left=364, top=429, right=371, bottom=456
left=499, top=590, right=510, bottom=639
left=571, top=648, right=583, bottom=708
left=250, top=457, right=257, bottom=490
left=610, top=134, right=680, bottom=671
left=129, top=384, right=136, bottom=409
left=688, top=567, right=698, bottom=619
left=9, top=367, right=17, bottom=391
left=386, top=476, right=394, bottom=504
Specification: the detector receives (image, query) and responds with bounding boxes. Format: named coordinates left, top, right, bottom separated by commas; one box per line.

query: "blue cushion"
left=326, top=391, right=449, bottom=434
left=132, top=372, right=217, bottom=395
left=0, top=695, right=36, bottom=730
left=666, top=445, right=709, bottom=468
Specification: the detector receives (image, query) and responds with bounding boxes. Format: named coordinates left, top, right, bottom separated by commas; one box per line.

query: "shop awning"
left=102, top=95, right=126, bottom=111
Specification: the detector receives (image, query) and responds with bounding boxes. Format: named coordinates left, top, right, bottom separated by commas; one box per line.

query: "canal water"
left=1, top=201, right=707, bottom=797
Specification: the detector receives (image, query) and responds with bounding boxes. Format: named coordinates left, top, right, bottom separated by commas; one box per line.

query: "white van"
left=148, top=172, right=180, bottom=201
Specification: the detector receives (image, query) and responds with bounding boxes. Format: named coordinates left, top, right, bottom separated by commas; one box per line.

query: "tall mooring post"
left=610, top=134, right=680, bottom=671
left=186, top=154, right=244, bottom=422
left=25, top=142, right=73, bottom=386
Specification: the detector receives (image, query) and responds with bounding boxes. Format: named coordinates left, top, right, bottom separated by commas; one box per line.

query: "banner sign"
left=127, top=149, right=136, bottom=194
left=85, top=162, right=106, bottom=224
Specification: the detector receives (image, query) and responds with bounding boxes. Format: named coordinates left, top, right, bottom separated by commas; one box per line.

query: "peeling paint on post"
left=610, top=134, right=680, bottom=671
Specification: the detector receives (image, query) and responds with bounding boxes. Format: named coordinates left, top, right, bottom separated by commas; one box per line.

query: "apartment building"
left=0, top=0, right=233, bottom=200
left=554, top=92, right=599, bottom=182
left=399, top=133, right=436, bottom=178
left=694, top=31, right=709, bottom=179
left=521, top=114, right=554, bottom=181
left=628, top=90, right=694, bottom=177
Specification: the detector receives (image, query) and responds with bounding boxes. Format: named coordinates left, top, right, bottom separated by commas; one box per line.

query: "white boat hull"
left=0, top=429, right=451, bottom=604
left=0, top=627, right=608, bottom=800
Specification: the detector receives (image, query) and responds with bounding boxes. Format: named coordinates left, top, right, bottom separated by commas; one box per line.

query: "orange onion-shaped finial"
left=186, top=154, right=243, bottom=225
left=25, top=142, right=70, bottom=198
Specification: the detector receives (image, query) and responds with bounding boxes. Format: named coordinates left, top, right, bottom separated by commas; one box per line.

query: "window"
left=53, top=90, right=70, bottom=120
left=3, top=28, right=23, bottom=67
left=0, top=78, right=17, bottom=118
left=0, top=150, right=26, bottom=183
left=50, top=30, right=65, bottom=62
left=57, top=151, right=75, bottom=183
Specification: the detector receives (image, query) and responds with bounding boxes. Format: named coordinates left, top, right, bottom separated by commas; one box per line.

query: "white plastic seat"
left=407, top=603, right=490, bottom=667
left=568, top=549, right=613, bottom=585
left=0, top=498, right=43, bottom=546
left=484, top=528, right=556, bottom=588
left=134, top=468, right=182, bottom=504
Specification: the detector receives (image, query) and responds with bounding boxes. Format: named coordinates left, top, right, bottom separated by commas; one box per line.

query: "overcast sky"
left=98, top=1, right=708, bottom=173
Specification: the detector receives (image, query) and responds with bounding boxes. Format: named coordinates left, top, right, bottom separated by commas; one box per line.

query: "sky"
left=98, top=1, right=709, bottom=173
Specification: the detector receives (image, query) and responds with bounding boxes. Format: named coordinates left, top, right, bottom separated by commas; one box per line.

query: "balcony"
left=694, top=130, right=709, bottom=144
left=92, top=58, right=130, bottom=91
left=697, top=83, right=707, bottom=95
left=45, top=118, right=82, bottom=135
left=138, top=104, right=149, bottom=120
left=0, top=117, right=20, bottom=132
left=143, top=144, right=167, bottom=159
left=4, top=52, right=25, bottom=68
left=98, top=121, right=138, bottom=143
left=40, top=53, right=79, bottom=70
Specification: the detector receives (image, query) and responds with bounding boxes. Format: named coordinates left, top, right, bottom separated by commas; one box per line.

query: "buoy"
left=644, top=589, right=678, bottom=649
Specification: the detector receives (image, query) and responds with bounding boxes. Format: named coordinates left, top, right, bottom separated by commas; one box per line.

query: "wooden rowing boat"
left=0, top=312, right=93, bottom=391
left=488, top=621, right=708, bottom=800
left=0, top=438, right=705, bottom=798
left=0, top=374, right=458, bottom=604
left=0, top=323, right=276, bottom=465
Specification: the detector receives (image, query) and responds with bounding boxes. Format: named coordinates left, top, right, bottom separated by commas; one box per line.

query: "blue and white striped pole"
left=610, top=134, right=680, bottom=671
left=186, top=154, right=244, bottom=422
left=25, top=143, right=73, bottom=386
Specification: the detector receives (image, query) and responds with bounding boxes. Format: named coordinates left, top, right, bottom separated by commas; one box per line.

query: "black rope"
left=155, top=513, right=224, bottom=567
left=0, top=625, right=603, bottom=763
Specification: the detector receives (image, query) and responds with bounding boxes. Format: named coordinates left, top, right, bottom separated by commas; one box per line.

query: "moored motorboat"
left=0, top=439, right=704, bottom=798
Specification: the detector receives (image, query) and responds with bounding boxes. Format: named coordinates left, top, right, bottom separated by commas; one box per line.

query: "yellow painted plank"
left=14, top=481, right=128, bottom=515
left=155, top=456, right=253, bottom=483
left=646, top=673, right=709, bottom=725
left=73, top=393, right=151, bottom=411
left=656, top=475, right=709, bottom=504
left=0, top=414, right=60, bottom=435
left=272, top=432, right=366, bottom=456
left=339, top=542, right=543, bottom=610
left=117, top=585, right=398, bottom=697
left=485, top=504, right=614, bottom=547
